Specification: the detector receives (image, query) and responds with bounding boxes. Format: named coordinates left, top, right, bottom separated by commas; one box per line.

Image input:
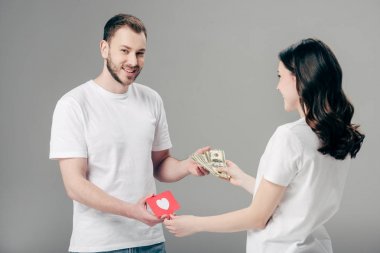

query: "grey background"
left=0, top=0, right=379, bottom=252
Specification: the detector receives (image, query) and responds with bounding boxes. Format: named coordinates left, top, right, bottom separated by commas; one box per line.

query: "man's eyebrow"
left=120, top=45, right=146, bottom=51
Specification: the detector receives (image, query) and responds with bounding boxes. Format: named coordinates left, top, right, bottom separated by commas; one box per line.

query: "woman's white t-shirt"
left=247, top=118, right=350, bottom=253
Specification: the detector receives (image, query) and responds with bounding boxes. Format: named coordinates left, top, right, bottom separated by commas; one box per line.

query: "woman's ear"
left=291, top=74, right=297, bottom=83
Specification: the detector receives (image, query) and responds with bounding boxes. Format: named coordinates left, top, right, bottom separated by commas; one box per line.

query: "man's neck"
left=94, top=69, right=130, bottom=94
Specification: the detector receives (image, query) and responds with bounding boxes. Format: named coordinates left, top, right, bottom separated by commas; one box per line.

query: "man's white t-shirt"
left=247, top=118, right=350, bottom=253
left=49, top=80, right=172, bottom=252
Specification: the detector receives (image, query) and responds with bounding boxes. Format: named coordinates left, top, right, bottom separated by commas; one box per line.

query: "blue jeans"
left=88, top=242, right=166, bottom=253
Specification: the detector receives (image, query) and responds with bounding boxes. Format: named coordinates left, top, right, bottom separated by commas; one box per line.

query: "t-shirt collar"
left=90, top=80, right=129, bottom=100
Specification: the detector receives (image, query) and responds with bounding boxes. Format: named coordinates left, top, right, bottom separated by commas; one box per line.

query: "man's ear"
left=100, top=40, right=109, bottom=59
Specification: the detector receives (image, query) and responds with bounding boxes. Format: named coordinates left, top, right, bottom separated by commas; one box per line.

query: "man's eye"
left=121, top=49, right=128, bottom=53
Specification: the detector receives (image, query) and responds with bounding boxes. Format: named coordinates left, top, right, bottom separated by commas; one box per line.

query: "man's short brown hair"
left=103, top=13, right=147, bottom=42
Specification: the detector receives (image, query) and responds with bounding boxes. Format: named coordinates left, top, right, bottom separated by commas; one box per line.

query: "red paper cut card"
left=146, top=191, right=180, bottom=217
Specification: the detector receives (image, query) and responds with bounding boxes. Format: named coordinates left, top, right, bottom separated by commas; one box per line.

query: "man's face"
left=103, top=26, right=146, bottom=87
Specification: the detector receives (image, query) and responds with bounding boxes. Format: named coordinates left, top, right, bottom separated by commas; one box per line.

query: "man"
left=49, top=14, right=208, bottom=253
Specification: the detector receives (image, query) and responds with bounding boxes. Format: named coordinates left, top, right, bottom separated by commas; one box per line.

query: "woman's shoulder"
left=274, top=118, right=304, bottom=135
left=275, top=118, right=319, bottom=150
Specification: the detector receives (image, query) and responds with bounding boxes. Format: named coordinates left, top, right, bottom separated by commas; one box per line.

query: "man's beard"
left=106, top=55, right=139, bottom=86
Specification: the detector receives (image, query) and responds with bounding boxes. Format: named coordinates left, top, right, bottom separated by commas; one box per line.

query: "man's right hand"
left=130, top=194, right=163, bottom=227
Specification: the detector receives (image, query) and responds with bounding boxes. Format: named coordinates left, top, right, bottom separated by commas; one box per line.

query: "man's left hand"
left=181, top=146, right=210, bottom=176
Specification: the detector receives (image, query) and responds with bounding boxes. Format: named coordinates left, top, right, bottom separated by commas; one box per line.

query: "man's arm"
left=152, top=147, right=210, bottom=183
left=59, top=158, right=162, bottom=226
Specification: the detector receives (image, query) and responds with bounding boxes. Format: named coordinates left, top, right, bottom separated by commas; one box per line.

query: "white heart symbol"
left=156, top=198, right=170, bottom=210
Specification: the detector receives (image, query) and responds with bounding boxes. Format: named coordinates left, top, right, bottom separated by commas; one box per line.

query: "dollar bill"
left=191, top=149, right=230, bottom=179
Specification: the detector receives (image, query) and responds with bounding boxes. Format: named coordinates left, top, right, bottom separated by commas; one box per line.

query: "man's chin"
left=124, top=78, right=135, bottom=86
left=115, top=76, right=134, bottom=87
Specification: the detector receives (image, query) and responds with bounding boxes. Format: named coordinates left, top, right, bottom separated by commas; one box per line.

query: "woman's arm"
left=164, top=178, right=286, bottom=237
left=218, top=160, right=256, bottom=194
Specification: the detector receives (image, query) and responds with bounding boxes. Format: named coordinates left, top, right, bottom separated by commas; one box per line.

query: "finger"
left=141, top=193, right=154, bottom=203
left=142, top=193, right=156, bottom=208
left=196, top=163, right=207, bottom=172
left=166, top=226, right=175, bottom=232
left=221, top=177, right=231, bottom=183
left=226, top=160, right=236, bottom=167
left=194, top=164, right=208, bottom=174
left=195, top=146, right=211, bottom=154
left=169, top=214, right=176, bottom=220
left=199, top=167, right=209, bottom=175
left=193, top=168, right=201, bottom=176
left=145, top=193, right=155, bottom=199
left=196, top=167, right=207, bottom=176
left=217, top=167, right=228, bottom=173
left=138, top=198, right=147, bottom=207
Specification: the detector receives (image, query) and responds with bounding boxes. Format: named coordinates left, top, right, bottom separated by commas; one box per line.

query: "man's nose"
left=126, top=53, right=137, bottom=67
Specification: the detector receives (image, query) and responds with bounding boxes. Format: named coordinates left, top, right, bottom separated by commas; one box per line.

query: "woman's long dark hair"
left=279, top=38, right=364, bottom=160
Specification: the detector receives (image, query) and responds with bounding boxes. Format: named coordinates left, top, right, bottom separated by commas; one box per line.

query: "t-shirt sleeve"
left=262, top=126, right=303, bottom=186
left=152, top=94, right=172, bottom=151
left=49, top=97, right=88, bottom=159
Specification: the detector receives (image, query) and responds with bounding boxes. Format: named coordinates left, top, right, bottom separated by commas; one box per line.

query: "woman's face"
left=277, top=61, right=300, bottom=112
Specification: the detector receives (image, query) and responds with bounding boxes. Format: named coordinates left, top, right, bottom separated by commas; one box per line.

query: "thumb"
left=226, top=160, right=236, bottom=167
left=145, top=193, right=154, bottom=200
left=217, top=167, right=228, bottom=173
left=196, top=146, right=211, bottom=154
left=140, top=193, right=154, bottom=204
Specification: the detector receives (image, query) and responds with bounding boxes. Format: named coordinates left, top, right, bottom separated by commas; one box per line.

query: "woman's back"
left=247, top=118, right=351, bottom=253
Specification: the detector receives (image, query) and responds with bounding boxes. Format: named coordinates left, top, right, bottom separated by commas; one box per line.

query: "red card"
left=146, top=191, right=180, bottom=217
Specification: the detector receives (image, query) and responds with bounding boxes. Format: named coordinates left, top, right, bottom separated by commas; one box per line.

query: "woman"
left=164, top=38, right=365, bottom=253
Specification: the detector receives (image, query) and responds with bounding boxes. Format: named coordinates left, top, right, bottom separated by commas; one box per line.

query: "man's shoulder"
left=132, top=82, right=161, bottom=100
left=55, top=80, right=92, bottom=110
left=59, top=80, right=92, bottom=102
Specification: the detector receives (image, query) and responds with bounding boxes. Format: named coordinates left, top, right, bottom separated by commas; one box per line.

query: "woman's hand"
left=218, top=160, right=255, bottom=194
left=163, top=215, right=201, bottom=237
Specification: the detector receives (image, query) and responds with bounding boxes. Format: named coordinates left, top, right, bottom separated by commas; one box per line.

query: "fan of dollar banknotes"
left=191, top=149, right=230, bottom=179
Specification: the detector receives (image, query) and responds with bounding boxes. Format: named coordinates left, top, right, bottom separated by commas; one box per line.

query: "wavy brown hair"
left=279, top=38, right=364, bottom=160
